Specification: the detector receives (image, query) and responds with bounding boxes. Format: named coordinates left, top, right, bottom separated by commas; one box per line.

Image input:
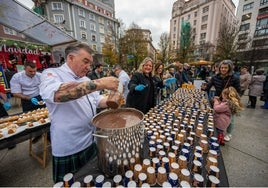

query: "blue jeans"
left=208, top=90, right=215, bottom=100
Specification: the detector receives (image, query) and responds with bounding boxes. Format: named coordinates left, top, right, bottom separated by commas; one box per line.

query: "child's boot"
left=220, top=134, right=225, bottom=146
left=218, top=132, right=225, bottom=146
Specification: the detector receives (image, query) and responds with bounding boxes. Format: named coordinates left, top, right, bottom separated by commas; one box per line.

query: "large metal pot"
left=92, top=108, right=144, bottom=177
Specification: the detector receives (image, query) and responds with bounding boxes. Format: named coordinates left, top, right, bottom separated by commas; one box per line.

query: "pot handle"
left=92, top=133, right=109, bottom=139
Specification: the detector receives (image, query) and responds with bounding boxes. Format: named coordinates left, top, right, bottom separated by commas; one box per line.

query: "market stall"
left=0, top=108, right=50, bottom=168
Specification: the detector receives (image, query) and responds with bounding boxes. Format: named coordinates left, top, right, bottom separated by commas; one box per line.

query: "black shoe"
left=8, top=145, right=16, bottom=150
left=32, top=136, right=41, bottom=143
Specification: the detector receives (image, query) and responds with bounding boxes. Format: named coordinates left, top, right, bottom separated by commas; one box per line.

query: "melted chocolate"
left=93, top=109, right=143, bottom=129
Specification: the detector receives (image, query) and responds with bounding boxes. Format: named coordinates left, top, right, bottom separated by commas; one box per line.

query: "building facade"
left=236, top=0, right=268, bottom=67
left=34, top=0, right=120, bottom=64
left=170, top=0, right=237, bottom=61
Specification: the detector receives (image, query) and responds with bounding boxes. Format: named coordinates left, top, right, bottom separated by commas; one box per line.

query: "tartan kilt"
left=52, top=142, right=97, bottom=183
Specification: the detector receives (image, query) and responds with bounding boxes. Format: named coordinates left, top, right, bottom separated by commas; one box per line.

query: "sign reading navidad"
left=0, top=38, right=52, bottom=71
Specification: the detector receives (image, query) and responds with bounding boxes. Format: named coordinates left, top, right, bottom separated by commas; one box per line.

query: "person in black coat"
left=201, top=59, right=241, bottom=142
left=87, top=63, right=104, bottom=80
left=202, top=60, right=240, bottom=97
left=153, top=62, right=165, bottom=105
left=261, top=72, right=268, bottom=109
left=126, top=57, right=155, bottom=114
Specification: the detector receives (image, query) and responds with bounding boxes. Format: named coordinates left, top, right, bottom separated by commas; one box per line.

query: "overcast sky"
left=17, top=0, right=239, bottom=48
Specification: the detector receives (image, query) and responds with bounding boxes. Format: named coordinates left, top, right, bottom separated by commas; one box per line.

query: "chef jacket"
left=39, top=63, right=103, bottom=157
left=10, top=70, right=41, bottom=97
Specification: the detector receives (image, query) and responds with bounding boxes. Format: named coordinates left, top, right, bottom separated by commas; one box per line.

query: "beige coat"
left=248, top=75, right=266, bottom=96
left=240, top=72, right=251, bottom=91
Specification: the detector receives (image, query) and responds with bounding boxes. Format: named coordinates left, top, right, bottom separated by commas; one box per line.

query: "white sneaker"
left=224, top=134, right=232, bottom=142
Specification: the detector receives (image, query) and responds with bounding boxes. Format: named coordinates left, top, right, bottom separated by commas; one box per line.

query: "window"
left=99, top=25, right=105, bottom=34
left=252, top=39, right=268, bottom=47
left=91, top=34, right=96, bottom=42
left=78, top=9, right=85, bottom=17
left=100, top=35, right=105, bottom=43
left=260, top=0, right=268, bottom=6
left=99, top=17, right=104, bottom=25
left=52, top=2, right=63, bottom=10
left=256, top=17, right=268, bottom=29
left=240, top=23, right=250, bottom=31
left=259, top=7, right=268, bottom=16
left=53, top=14, right=64, bottom=23
left=174, top=27, right=176, bottom=32
left=182, top=17, right=184, bottom=22
left=200, top=33, right=206, bottom=39
left=81, top=31, right=87, bottom=40
left=80, top=20, right=86, bottom=28
left=194, top=20, right=197, bottom=26
left=254, top=28, right=268, bottom=36
left=243, top=2, right=254, bottom=11
left=194, top=11, right=197, bottom=17
left=201, top=24, right=207, bottom=30
left=90, top=23, right=96, bottom=31
left=255, top=17, right=268, bottom=36
left=174, top=20, right=177, bottom=24
left=238, top=33, right=248, bottom=40
left=202, top=15, right=208, bottom=22
left=105, top=11, right=111, bottom=17
left=188, top=14, right=191, bottom=20
left=107, top=30, right=112, bottom=35
left=173, top=33, right=176, bottom=38
left=89, top=13, right=95, bottom=20
left=92, top=44, right=97, bottom=51
left=3, top=26, right=17, bottom=35
left=203, top=6, right=209, bottom=13
left=242, top=13, right=252, bottom=21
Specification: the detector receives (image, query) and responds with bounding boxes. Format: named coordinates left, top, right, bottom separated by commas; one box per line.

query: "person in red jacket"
left=213, top=87, right=243, bottom=145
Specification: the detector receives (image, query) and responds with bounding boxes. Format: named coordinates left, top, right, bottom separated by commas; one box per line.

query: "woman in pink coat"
left=213, top=87, right=243, bottom=145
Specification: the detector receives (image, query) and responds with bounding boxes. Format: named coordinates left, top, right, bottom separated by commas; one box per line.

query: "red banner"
left=0, top=43, right=52, bottom=71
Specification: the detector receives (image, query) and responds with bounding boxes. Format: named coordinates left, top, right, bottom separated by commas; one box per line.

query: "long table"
left=0, top=123, right=50, bottom=168
left=73, top=139, right=229, bottom=187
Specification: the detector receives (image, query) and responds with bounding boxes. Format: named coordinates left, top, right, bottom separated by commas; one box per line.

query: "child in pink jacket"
left=213, top=87, right=243, bottom=145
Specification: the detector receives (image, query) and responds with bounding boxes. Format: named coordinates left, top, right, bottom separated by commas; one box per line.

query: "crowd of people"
left=0, top=42, right=268, bottom=183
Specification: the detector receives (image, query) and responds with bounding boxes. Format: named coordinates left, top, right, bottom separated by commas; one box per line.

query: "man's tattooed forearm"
left=87, top=81, right=97, bottom=90
left=55, top=81, right=98, bottom=102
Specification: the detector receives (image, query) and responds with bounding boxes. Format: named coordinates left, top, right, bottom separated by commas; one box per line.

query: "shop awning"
left=0, top=0, right=77, bottom=47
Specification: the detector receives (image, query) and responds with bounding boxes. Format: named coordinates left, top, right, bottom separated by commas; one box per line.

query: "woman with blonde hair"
left=213, top=86, right=243, bottom=145
left=126, top=57, right=155, bottom=114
